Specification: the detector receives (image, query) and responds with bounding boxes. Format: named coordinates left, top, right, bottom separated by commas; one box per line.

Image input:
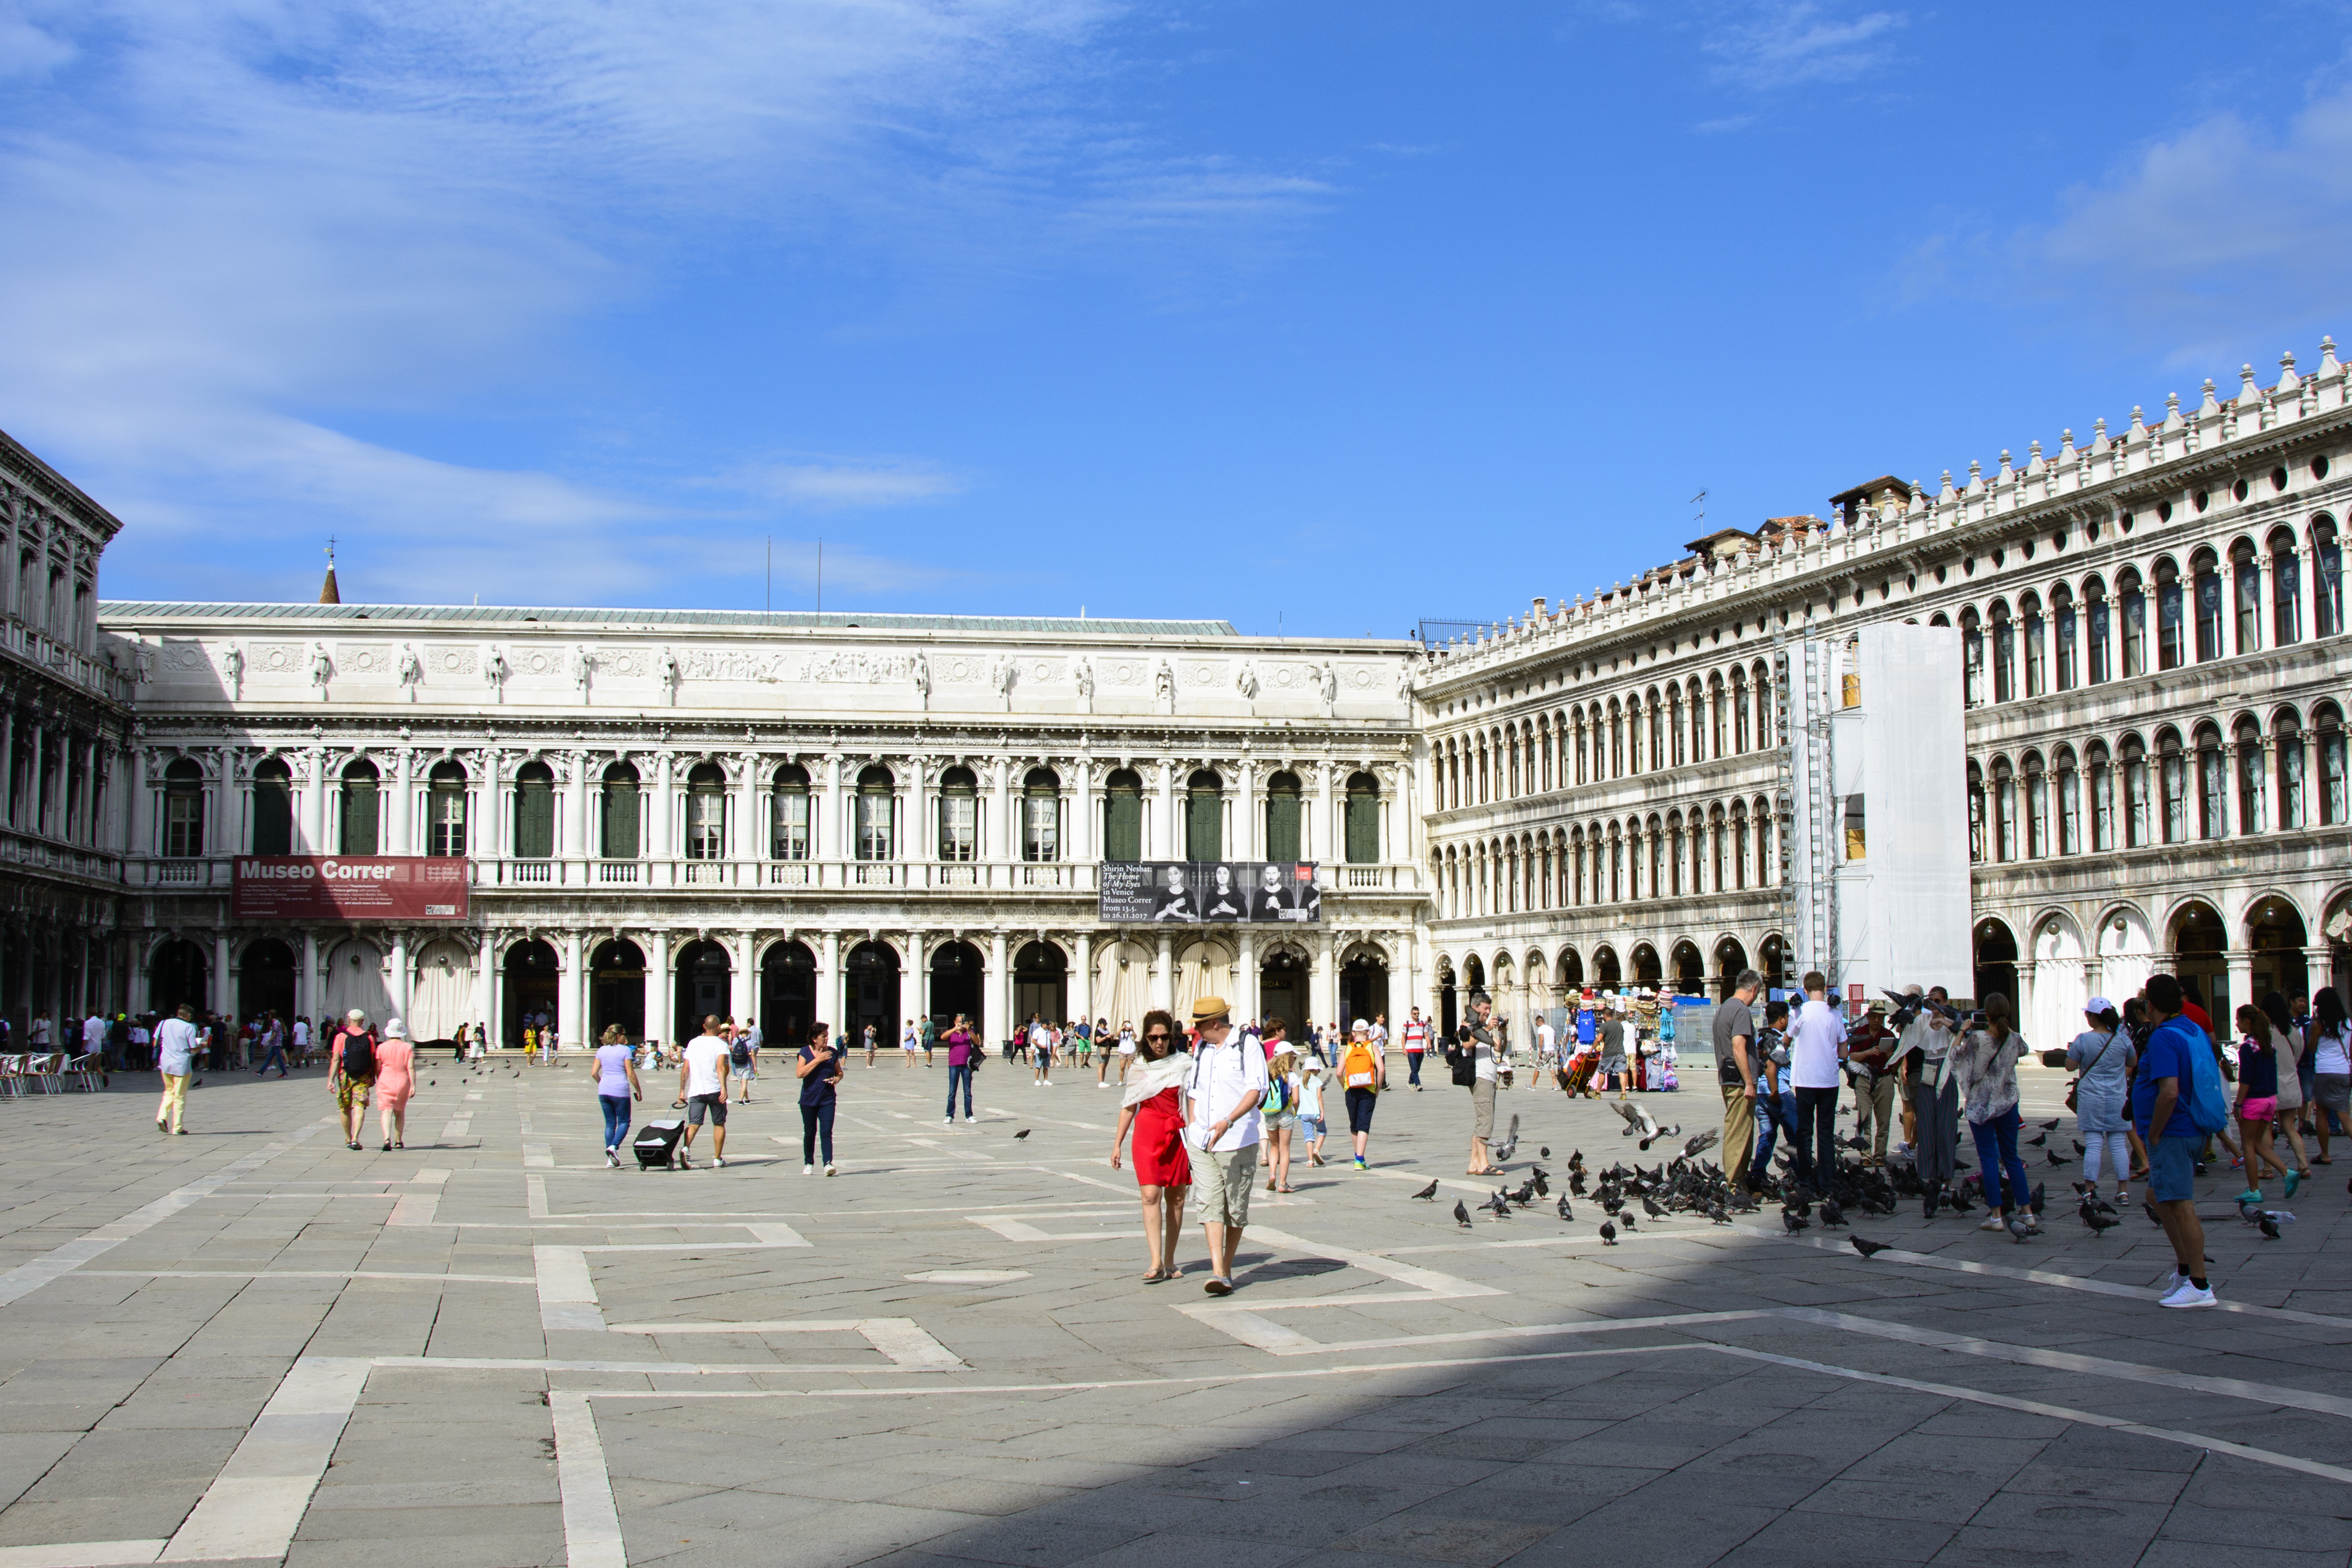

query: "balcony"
left=0, top=824, right=127, bottom=886
left=2, top=622, right=134, bottom=705
left=594, top=860, right=641, bottom=884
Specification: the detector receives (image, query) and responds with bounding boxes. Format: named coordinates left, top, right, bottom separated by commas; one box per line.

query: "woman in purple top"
left=943, top=1013, right=978, bottom=1125
left=595, top=1024, right=642, bottom=1168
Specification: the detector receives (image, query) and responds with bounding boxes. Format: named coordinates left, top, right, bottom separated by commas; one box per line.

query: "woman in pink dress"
left=374, top=1019, right=416, bottom=1151
left=1109, top=1009, right=1191, bottom=1283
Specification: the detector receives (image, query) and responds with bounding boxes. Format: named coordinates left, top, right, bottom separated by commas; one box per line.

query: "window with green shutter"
left=1102, top=769, right=1142, bottom=860
left=252, top=759, right=293, bottom=855
left=514, top=762, right=555, bottom=858
left=1345, top=771, right=1379, bottom=864
left=1187, top=769, right=1222, bottom=861
left=339, top=760, right=379, bottom=855
left=1265, top=770, right=1301, bottom=861
left=601, top=762, right=640, bottom=858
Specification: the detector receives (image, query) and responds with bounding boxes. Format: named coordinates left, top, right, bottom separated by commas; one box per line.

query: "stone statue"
left=397, top=642, right=423, bottom=701
left=1153, top=658, right=1175, bottom=703
left=308, top=641, right=333, bottom=695
left=571, top=645, right=594, bottom=694
left=990, top=655, right=1016, bottom=708
left=1235, top=659, right=1259, bottom=701
left=659, top=646, right=680, bottom=705
left=1074, top=657, right=1094, bottom=704
left=913, top=653, right=931, bottom=704
left=1318, top=661, right=1339, bottom=704
left=221, top=644, right=244, bottom=699
left=1396, top=661, right=1413, bottom=701
left=483, top=646, right=509, bottom=702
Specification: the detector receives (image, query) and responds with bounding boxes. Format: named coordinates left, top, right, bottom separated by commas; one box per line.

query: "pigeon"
left=2260, top=1215, right=2283, bottom=1240
left=1682, top=1129, right=1719, bottom=1158
left=1409, top=1179, right=1440, bottom=1201
left=1555, top=1193, right=1575, bottom=1220
left=1510, top=1180, right=1538, bottom=1206
left=1817, top=1199, right=1846, bottom=1229
left=1453, top=1199, right=1473, bottom=1228
left=1707, top=1202, right=1731, bottom=1225
left=2026, top=1132, right=2047, bottom=1147
left=1617, top=1211, right=1637, bottom=1232
left=1599, top=1221, right=1617, bottom=1245
left=1641, top=1195, right=1667, bottom=1220
left=2038, top=1118, right=2060, bottom=1130
left=1484, top=1191, right=1514, bottom=1217
left=1490, top=1114, right=1522, bottom=1164
left=1013, top=1129, right=1031, bottom=1140
left=1540, top=1146, right=1552, bottom=1160
left=2027, top=1183, right=2045, bottom=1218
left=2080, top=1204, right=2120, bottom=1236
left=1782, top=1209, right=1811, bottom=1234
left=2005, top=1212, right=2035, bottom=1244
left=1849, top=1235, right=1895, bottom=1258
left=1530, top=1171, right=1550, bottom=1197
left=1946, top=1190, right=1975, bottom=1214
left=2046, top=1152, right=2071, bottom=1166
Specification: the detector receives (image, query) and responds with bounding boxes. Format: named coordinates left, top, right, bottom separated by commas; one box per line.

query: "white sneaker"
left=2159, top=1280, right=2217, bottom=1309
left=942, top=1117, right=952, bottom=1127
left=824, top=1163, right=837, bottom=1177
left=713, top=1155, right=726, bottom=1169
left=804, top=1163, right=815, bottom=1174
left=1978, top=1216, right=2006, bottom=1232
left=964, top=1115, right=976, bottom=1123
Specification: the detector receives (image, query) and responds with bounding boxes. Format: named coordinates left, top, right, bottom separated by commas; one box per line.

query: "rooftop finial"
left=319, top=537, right=342, bottom=606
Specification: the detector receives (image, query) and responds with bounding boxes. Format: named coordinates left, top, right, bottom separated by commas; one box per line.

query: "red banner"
left=232, top=857, right=470, bottom=921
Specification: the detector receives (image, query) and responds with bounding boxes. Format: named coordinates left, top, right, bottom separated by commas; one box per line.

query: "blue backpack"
left=2152, top=1017, right=2231, bottom=1134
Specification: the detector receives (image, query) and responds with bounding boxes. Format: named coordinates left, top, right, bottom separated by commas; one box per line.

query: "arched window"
left=2191, top=548, right=2223, bottom=661
left=1992, top=758, right=2016, bottom=860
left=1608, top=701, right=1625, bottom=777
left=770, top=764, right=810, bottom=860
left=2315, top=516, right=2345, bottom=638
left=1708, top=807, right=1727, bottom=889
left=164, top=758, right=204, bottom=858
left=1753, top=662, right=1775, bottom=750
left=2157, top=730, right=2186, bottom=843
left=2276, top=710, right=2305, bottom=830
left=856, top=764, right=895, bottom=861
left=2270, top=526, right=2303, bottom=647
left=2155, top=559, right=2185, bottom=670
left=2085, top=741, right=2111, bottom=851
left=684, top=762, right=726, bottom=860
left=1103, top=768, right=1143, bottom=860
left=936, top=766, right=978, bottom=862
left=2023, top=752, right=2048, bottom=857
left=514, top=761, right=556, bottom=859
left=2051, top=584, right=2077, bottom=692
left=1345, top=771, right=1380, bottom=864
left=1730, top=805, right=1749, bottom=888
left=1186, top=769, right=1223, bottom=860
left=340, top=758, right=379, bottom=856
left=2021, top=592, right=2046, bottom=697
left=2318, top=703, right=2347, bottom=825
left=601, top=761, right=640, bottom=860
left=2234, top=718, right=2265, bottom=834
left=2084, top=577, right=2111, bottom=684
left=427, top=760, right=468, bottom=858
left=2229, top=539, right=2261, bottom=654
left=1022, top=767, right=1061, bottom=863
left=2119, top=567, right=2147, bottom=677
left=1960, top=609, right=1985, bottom=706
left=1966, top=762, right=1985, bottom=863
left=1263, top=770, right=1302, bottom=861
left=2054, top=748, right=2079, bottom=854
left=2193, top=724, right=2225, bottom=839
left=2124, top=733, right=2152, bottom=847
left=1646, top=696, right=1663, bottom=773
left=1990, top=602, right=2015, bottom=702
left=252, top=758, right=293, bottom=856
left=1731, top=671, right=1750, bottom=752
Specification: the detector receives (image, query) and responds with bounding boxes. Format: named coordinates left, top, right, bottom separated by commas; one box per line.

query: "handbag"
left=2064, top=1030, right=2117, bottom=1113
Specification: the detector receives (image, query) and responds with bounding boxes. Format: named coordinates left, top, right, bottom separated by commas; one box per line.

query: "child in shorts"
left=1297, top=1056, right=1329, bottom=1167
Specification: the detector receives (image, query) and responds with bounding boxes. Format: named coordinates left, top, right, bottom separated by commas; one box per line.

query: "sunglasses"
left=1144, top=1032, right=1171, bottom=1042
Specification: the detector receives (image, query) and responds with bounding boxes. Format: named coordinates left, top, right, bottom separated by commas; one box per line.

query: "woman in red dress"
left=1111, top=1009, right=1191, bottom=1283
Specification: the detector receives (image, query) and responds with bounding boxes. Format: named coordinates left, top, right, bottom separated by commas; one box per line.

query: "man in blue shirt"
left=2132, top=974, right=2215, bottom=1309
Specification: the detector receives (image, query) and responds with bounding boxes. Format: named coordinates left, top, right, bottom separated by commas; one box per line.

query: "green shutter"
left=254, top=780, right=292, bottom=855
left=602, top=782, right=639, bottom=858
left=1266, top=793, right=1300, bottom=861
left=342, top=782, right=378, bottom=856
left=1346, top=794, right=1378, bottom=863
left=515, top=779, right=555, bottom=858
left=1187, top=788, right=1221, bottom=860
left=1105, top=789, right=1141, bottom=860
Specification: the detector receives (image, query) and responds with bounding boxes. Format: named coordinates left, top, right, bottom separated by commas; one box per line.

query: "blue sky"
left=5, top=2, right=2349, bottom=635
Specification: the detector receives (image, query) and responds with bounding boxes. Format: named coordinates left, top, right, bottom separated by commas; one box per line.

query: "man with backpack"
left=2136, top=973, right=2221, bottom=1309
left=729, top=1020, right=758, bottom=1103
left=329, top=1009, right=379, bottom=1151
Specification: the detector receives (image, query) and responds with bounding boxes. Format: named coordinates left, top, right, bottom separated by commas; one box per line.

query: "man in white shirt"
left=154, top=1004, right=200, bottom=1135
left=1181, top=996, right=1267, bottom=1296
left=1534, top=1015, right=1558, bottom=1073
left=676, top=1015, right=733, bottom=1169
left=1787, top=970, right=1850, bottom=1194
left=1401, top=1008, right=1429, bottom=1091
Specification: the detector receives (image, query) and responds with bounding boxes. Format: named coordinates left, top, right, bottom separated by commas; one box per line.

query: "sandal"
left=1278, top=1184, right=1299, bottom=1194
left=1142, top=1269, right=1172, bottom=1284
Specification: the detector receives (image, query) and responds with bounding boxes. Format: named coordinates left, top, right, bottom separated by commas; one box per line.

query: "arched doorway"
left=588, top=939, right=645, bottom=1044
left=844, top=940, right=899, bottom=1047
left=1757, top=933, right=1786, bottom=992
left=1437, top=959, right=1457, bottom=1038
left=1463, top=953, right=1485, bottom=1004
left=2098, top=906, right=2155, bottom=1006
left=1340, top=947, right=1390, bottom=1027
left=1630, top=943, right=1662, bottom=987
left=409, top=938, right=474, bottom=1043
left=504, top=939, right=558, bottom=1049
left=1670, top=940, right=1703, bottom=996
left=1973, top=918, right=2020, bottom=1009
left=928, top=941, right=982, bottom=1034
left=1013, top=941, right=1067, bottom=1027
left=1713, top=936, right=1748, bottom=1000
left=2247, top=897, right=2311, bottom=1006
left=151, top=939, right=209, bottom=1016
left=238, top=938, right=296, bottom=1023
left=1557, top=948, right=1584, bottom=991
left=761, top=941, right=815, bottom=1045
left=2169, top=902, right=2227, bottom=1021
left=324, top=937, right=392, bottom=1025
left=2029, top=917, right=2085, bottom=1058
left=1593, top=945, right=1622, bottom=990
left=672, top=939, right=730, bottom=1044
left=1260, top=947, right=1307, bottom=1034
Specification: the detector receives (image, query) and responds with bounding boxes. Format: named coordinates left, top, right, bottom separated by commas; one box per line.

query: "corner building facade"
left=99, top=600, right=1424, bottom=1048
left=1417, top=345, right=2352, bottom=1054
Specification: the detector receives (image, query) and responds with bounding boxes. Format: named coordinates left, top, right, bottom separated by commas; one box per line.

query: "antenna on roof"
left=1690, top=490, right=1707, bottom=528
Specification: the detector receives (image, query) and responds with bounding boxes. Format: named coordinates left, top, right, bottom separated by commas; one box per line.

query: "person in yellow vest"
left=1337, top=1019, right=1387, bottom=1171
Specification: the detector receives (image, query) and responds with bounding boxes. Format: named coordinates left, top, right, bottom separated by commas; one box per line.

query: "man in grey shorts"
left=1182, top=995, right=1267, bottom=1297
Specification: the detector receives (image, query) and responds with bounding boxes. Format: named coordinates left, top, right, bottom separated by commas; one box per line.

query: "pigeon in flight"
left=1409, top=1179, right=1440, bottom=1201
left=1453, top=1199, right=1473, bottom=1228
left=1682, top=1130, right=1719, bottom=1158
left=1848, top=1236, right=1895, bottom=1259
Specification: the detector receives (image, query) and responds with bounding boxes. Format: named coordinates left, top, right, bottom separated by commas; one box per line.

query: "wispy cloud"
left=1703, top=2, right=1902, bottom=91
left=719, top=457, right=967, bottom=509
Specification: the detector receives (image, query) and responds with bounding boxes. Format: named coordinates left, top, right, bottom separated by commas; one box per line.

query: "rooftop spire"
left=319, top=537, right=341, bottom=605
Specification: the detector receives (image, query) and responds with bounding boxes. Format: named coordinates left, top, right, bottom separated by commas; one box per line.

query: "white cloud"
left=2016, top=86, right=2352, bottom=357
left=722, top=458, right=966, bottom=509
left=1703, top=2, right=1902, bottom=91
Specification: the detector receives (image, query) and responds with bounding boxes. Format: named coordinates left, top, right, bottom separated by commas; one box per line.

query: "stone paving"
left=0, top=1053, right=2347, bottom=1568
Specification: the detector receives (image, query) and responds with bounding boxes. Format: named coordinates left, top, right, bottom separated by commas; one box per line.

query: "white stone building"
left=98, top=599, right=1424, bottom=1047
left=1416, top=345, right=2352, bottom=1054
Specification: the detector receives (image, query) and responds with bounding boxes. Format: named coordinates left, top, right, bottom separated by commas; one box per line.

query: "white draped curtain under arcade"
left=408, top=939, right=474, bottom=1042
left=323, top=938, right=394, bottom=1025
left=1094, top=941, right=1151, bottom=1031
left=1174, top=941, right=1234, bottom=1020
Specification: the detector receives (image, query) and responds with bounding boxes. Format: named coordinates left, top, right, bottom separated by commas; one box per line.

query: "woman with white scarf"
left=1887, top=989, right=1962, bottom=1217
left=1109, top=1009, right=1192, bottom=1284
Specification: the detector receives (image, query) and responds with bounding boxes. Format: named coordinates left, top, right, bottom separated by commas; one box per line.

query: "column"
left=1073, top=761, right=1096, bottom=862
left=1237, top=762, right=1258, bottom=860
left=1235, top=927, right=1257, bottom=1024
left=213, top=932, right=232, bottom=1018
left=899, top=930, right=923, bottom=1034
left=1071, top=930, right=1093, bottom=1029
left=300, top=931, right=320, bottom=1021
left=729, top=929, right=754, bottom=1024
left=1314, top=761, right=1334, bottom=864
left=643, top=929, right=670, bottom=1047
left=2306, top=947, right=2338, bottom=1006
left=128, top=744, right=152, bottom=856
left=488, top=938, right=507, bottom=1050
left=472, top=934, right=494, bottom=1038
left=305, top=748, right=327, bottom=853
left=648, top=751, right=675, bottom=865
left=989, top=758, right=1013, bottom=867
left=1397, top=927, right=1419, bottom=1031
left=389, top=928, right=411, bottom=1024
left=818, top=929, right=842, bottom=1036
left=985, top=929, right=1008, bottom=1042
left=564, top=751, right=590, bottom=864
left=2223, top=946, right=2254, bottom=1025
left=561, top=929, right=585, bottom=1049
left=1154, top=931, right=1174, bottom=1014
left=820, top=754, right=844, bottom=862
left=1155, top=760, right=1176, bottom=860
left=1312, top=930, right=1338, bottom=1033
left=737, top=755, right=762, bottom=869
left=388, top=749, right=414, bottom=855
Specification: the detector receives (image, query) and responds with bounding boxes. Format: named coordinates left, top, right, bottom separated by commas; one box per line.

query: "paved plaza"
left=0, top=1058, right=2347, bottom=1568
